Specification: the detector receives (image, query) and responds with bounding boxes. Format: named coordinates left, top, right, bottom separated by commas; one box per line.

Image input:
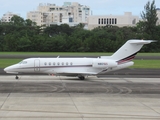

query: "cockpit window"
left=19, top=61, right=23, bottom=64
left=19, top=61, right=27, bottom=64
left=22, top=61, right=27, bottom=64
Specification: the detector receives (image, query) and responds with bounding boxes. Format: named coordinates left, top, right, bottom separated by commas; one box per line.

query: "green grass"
left=0, top=59, right=160, bottom=69
left=130, top=60, right=160, bottom=69
left=0, top=52, right=160, bottom=56
left=0, top=59, right=22, bottom=68
left=137, top=53, right=160, bottom=56
left=0, top=52, right=112, bottom=56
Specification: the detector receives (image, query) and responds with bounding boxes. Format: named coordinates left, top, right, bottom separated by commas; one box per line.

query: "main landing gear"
left=15, top=75, right=19, bottom=79
left=78, top=76, right=85, bottom=80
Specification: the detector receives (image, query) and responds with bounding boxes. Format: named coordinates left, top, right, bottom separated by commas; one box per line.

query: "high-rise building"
left=27, top=2, right=90, bottom=26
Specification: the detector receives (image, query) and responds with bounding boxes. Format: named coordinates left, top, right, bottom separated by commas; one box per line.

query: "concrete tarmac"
left=0, top=75, right=160, bottom=120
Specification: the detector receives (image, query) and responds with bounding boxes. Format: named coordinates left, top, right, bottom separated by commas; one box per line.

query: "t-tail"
left=110, top=39, right=154, bottom=64
left=99, top=39, right=155, bottom=72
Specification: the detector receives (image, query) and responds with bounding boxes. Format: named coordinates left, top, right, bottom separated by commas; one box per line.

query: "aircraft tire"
left=79, top=76, right=85, bottom=80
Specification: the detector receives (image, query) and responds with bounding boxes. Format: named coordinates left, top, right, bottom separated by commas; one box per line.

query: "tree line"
left=0, top=0, right=160, bottom=52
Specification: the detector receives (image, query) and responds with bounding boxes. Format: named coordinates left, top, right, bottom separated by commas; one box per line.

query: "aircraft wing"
left=55, top=71, right=97, bottom=77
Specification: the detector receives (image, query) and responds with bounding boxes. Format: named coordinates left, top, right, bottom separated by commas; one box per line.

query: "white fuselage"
left=4, top=57, right=133, bottom=77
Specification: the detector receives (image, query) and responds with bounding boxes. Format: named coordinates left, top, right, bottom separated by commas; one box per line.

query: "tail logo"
left=117, top=52, right=138, bottom=64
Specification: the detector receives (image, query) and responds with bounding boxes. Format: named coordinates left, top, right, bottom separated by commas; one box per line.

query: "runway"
left=0, top=75, right=160, bottom=120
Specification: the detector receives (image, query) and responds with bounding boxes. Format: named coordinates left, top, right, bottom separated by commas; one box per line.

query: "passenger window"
left=66, top=62, right=68, bottom=65
left=53, top=62, right=55, bottom=65
left=62, top=62, right=64, bottom=65
left=44, top=62, right=47, bottom=65
left=49, top=62, right=51, bottom=65
left=70, top=62, right=73, bottom=65
left=57, top=62, right=60, bottom=65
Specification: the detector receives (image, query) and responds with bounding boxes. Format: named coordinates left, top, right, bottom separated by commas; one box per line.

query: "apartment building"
left=27, top=2, right=90, bottom=26
left=88, top=12, right=140, bottom=30
left=1, top=12, right=19, bottom=22
left=157, top=8, right=160, bottom=25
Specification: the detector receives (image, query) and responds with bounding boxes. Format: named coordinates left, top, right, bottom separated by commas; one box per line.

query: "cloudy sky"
left=0, top=0, right=160, bottom=19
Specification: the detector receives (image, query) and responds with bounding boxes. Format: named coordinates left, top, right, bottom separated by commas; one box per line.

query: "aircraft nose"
left=4, top=66, right=12, bottom=73
left=4, top=67, right=9, bottom=72
left=4, top=65, right=19, bottom=74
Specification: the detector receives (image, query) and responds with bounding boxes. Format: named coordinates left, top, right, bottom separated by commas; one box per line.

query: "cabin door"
left=34, top=59, right=40, bottom=72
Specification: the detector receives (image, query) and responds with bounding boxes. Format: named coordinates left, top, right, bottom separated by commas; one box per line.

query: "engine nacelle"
left=92, top=59, right=117, bottom=68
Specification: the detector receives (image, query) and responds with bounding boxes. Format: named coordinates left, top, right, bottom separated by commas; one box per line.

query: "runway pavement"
left=0, top=75, right=160, bottom=120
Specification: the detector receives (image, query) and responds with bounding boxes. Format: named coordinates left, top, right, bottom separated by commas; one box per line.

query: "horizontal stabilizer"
left=129, top=40, right=156, bottom=44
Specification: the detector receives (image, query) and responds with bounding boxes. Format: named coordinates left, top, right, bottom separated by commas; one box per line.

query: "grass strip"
left=0, top=59, right=22, bottom=68
left=0, top=52, right=160, bottom=56
left=131, top=60, right=160, bottom=69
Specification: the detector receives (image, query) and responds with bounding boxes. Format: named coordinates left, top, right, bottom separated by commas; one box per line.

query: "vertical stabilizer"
left=110, top=40, right=153, bottom=62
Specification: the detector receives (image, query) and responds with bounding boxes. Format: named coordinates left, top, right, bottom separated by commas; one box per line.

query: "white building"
left=88, top=12, right=140, bottom=30
left=27, top=2, right=90, bottom=26
left=156, top=8, right=160, bottom=25
left=1, top=12, right=19, bottom=22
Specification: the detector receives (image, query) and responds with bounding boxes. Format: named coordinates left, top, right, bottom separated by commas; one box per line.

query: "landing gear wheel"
left=79, top=76, right=85, bottom=80
left=15, top=75, right=19, bottom=79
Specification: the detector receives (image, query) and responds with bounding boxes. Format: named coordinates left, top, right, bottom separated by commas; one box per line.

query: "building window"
left=101, top=18, right=103, bottom=24
left=98, top=18, right=100, bottom=24
left=115, top=18, right=117, bottom=24
left=69, top=18, right=73, bottom=22
left=112, top=18, right=114, bottom=24
left=109, top=18, right=111, bottom=24
left=104, top=19, right=106, bottom=24
left=107, top=19, right=109, bottom=24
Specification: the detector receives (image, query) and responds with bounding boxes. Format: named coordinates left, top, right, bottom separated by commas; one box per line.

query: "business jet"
left=4, top=39, right=154, bottom=80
